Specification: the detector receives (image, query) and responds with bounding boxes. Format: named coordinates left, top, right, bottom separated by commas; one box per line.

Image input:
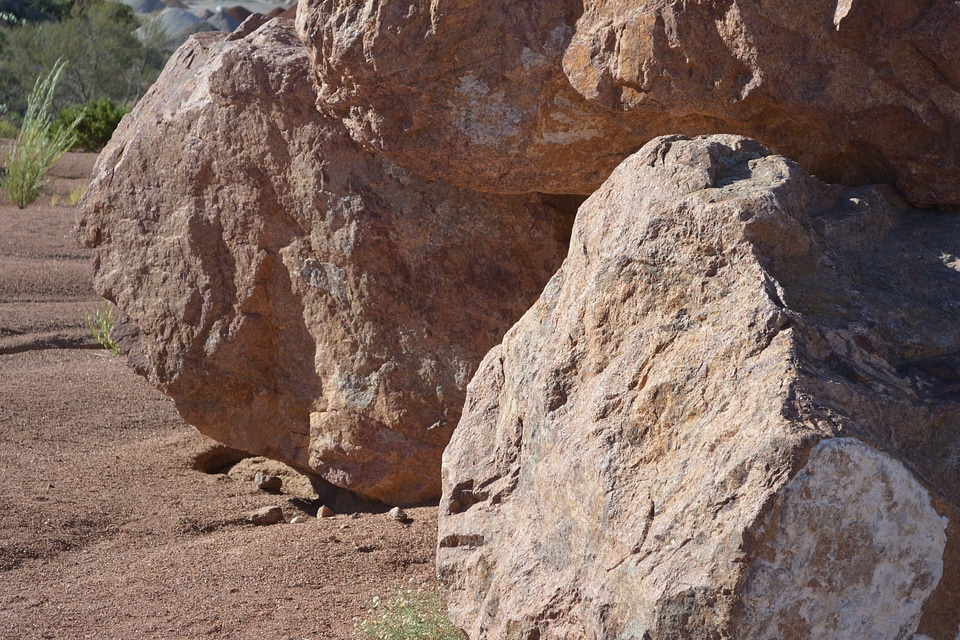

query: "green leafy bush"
left=0, top=102, right=16, bottom=137
left=53, top=96, right=128, bottom=151
left=0, top=0, right=167, bottom=115
left=355, top=588, right=466, bottom=640
left=1, top=58, right=78, bottom=208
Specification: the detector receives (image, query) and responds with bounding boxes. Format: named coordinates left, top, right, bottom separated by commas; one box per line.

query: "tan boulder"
left=438, top=135, right=960, bottom=638
left=76, top=21, right=571, bottom=506
left=298, top=0, right=960, bottom=206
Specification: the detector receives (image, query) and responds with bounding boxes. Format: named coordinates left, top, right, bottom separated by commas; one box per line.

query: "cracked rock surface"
left=76, top=20, right=572, bottom=506
left=439, top=134, right=960, bottom=639
left=299, top=0, right=960, bottom=205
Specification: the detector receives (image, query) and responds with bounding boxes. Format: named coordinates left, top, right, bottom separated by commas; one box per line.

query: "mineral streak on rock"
left=737, top=438, right=947, bottom=639
left=438, top=135, right=960, bottom=639
left=76, top=20, right=572, bottom=506
left=299, top=0, right=960, bottom=206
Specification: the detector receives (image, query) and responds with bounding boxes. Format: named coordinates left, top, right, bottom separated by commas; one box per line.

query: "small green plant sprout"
left=1, top=58, right=81, bottom=208
left=85, top=299, right=122, bottom=355
left=49, top=185, right=87, bottom=207
left=68, top=185, right=86, bottom=206
left=355, top=587, right=466, bottom=640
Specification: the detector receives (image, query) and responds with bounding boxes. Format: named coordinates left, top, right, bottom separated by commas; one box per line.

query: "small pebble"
left=246, top=505, right=284, bottom=526
left=318, top=505, right=335, bottom=518
left=254, top=471, right=282, bottom=492
left=290, top=515, right=310, bottom=524
left=388, top=506, right=408, bottom=522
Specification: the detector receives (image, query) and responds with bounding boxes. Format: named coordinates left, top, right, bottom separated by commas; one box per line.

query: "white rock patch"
left=739, top=437, right=947, bottom=640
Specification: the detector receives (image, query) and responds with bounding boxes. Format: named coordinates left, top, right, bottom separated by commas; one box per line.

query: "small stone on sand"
left=247, top=505, right=283, bottom=526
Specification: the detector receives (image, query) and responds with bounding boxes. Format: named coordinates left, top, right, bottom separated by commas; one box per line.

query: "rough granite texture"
left=76, top=20, right=572, bottom=506
left=298, top=0, right=960, bottom=205
left=438, top=135, right=960, bottom=639
left=295, top=0, right=639, bottom=195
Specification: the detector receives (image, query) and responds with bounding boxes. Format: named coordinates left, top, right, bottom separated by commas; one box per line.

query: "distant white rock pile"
left=126, top=0, right=295, bottom=51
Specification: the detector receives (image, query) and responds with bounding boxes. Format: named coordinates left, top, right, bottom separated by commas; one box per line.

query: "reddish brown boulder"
left=295, top=0, right=641, bottom=196
left=76, top=20, right=571, bottom=506
left=298, top=0, right=960, bottom=205
left=438, top=135, right=960, bottom=638
left=564, top=0, right=960, bottom=206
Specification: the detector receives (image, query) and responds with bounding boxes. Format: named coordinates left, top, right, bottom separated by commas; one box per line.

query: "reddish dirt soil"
left=0, top=148, right=441, bottom=639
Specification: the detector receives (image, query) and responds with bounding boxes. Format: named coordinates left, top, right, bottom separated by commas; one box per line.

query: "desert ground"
left=0, top=148, right=441, bottom=639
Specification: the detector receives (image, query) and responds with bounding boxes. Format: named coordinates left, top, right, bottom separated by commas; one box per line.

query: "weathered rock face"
left=295, top=0, right=645, bottom=195
left=438, top=135, right=960, bottom=638
left=76, top=20, right=572, bottom=506
left=298, top=0, right=960, bottom=205
left=564, top=0, right=960, bottom=206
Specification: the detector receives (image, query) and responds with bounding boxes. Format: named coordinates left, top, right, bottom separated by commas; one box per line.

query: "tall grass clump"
left=1, top=59, right=79, bottom=208
left=355, top=588, right=466, bottom=640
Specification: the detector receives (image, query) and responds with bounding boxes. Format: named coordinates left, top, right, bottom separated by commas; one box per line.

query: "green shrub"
left=0, top=118, right=17, bottom=138
left=355, top=588, right=466, bottom=640
left=0, top=103, right=16, bottom=138
left=1, top=58, right=78, bottom=208
left=52, top=96, right=128, bottom=151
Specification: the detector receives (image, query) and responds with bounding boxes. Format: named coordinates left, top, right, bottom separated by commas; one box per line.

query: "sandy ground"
left=0, top=149, right=442, bottom=639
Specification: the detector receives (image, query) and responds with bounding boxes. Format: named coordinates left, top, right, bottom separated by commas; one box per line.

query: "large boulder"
left=563, top=0, right=960, bottom=207
left=142, top=7, right=218, bottom=52
left=297, top=0, right=960, bottom=206
left=76, top=20, right=572, bottom=506
left=438, top=135, right=960, bottom=638
left=295, top=0, right=641, bottom=195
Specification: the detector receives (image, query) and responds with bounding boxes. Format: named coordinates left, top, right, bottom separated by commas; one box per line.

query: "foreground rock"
left=439, top=135, right=960, bottom=638
left=254, top=471, right=282, bottom=493
left=76, top=21, right=571, bottom=506
left=246, top=505, right=284, bottom=526
left=299, top=0, right=960, bottom=205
